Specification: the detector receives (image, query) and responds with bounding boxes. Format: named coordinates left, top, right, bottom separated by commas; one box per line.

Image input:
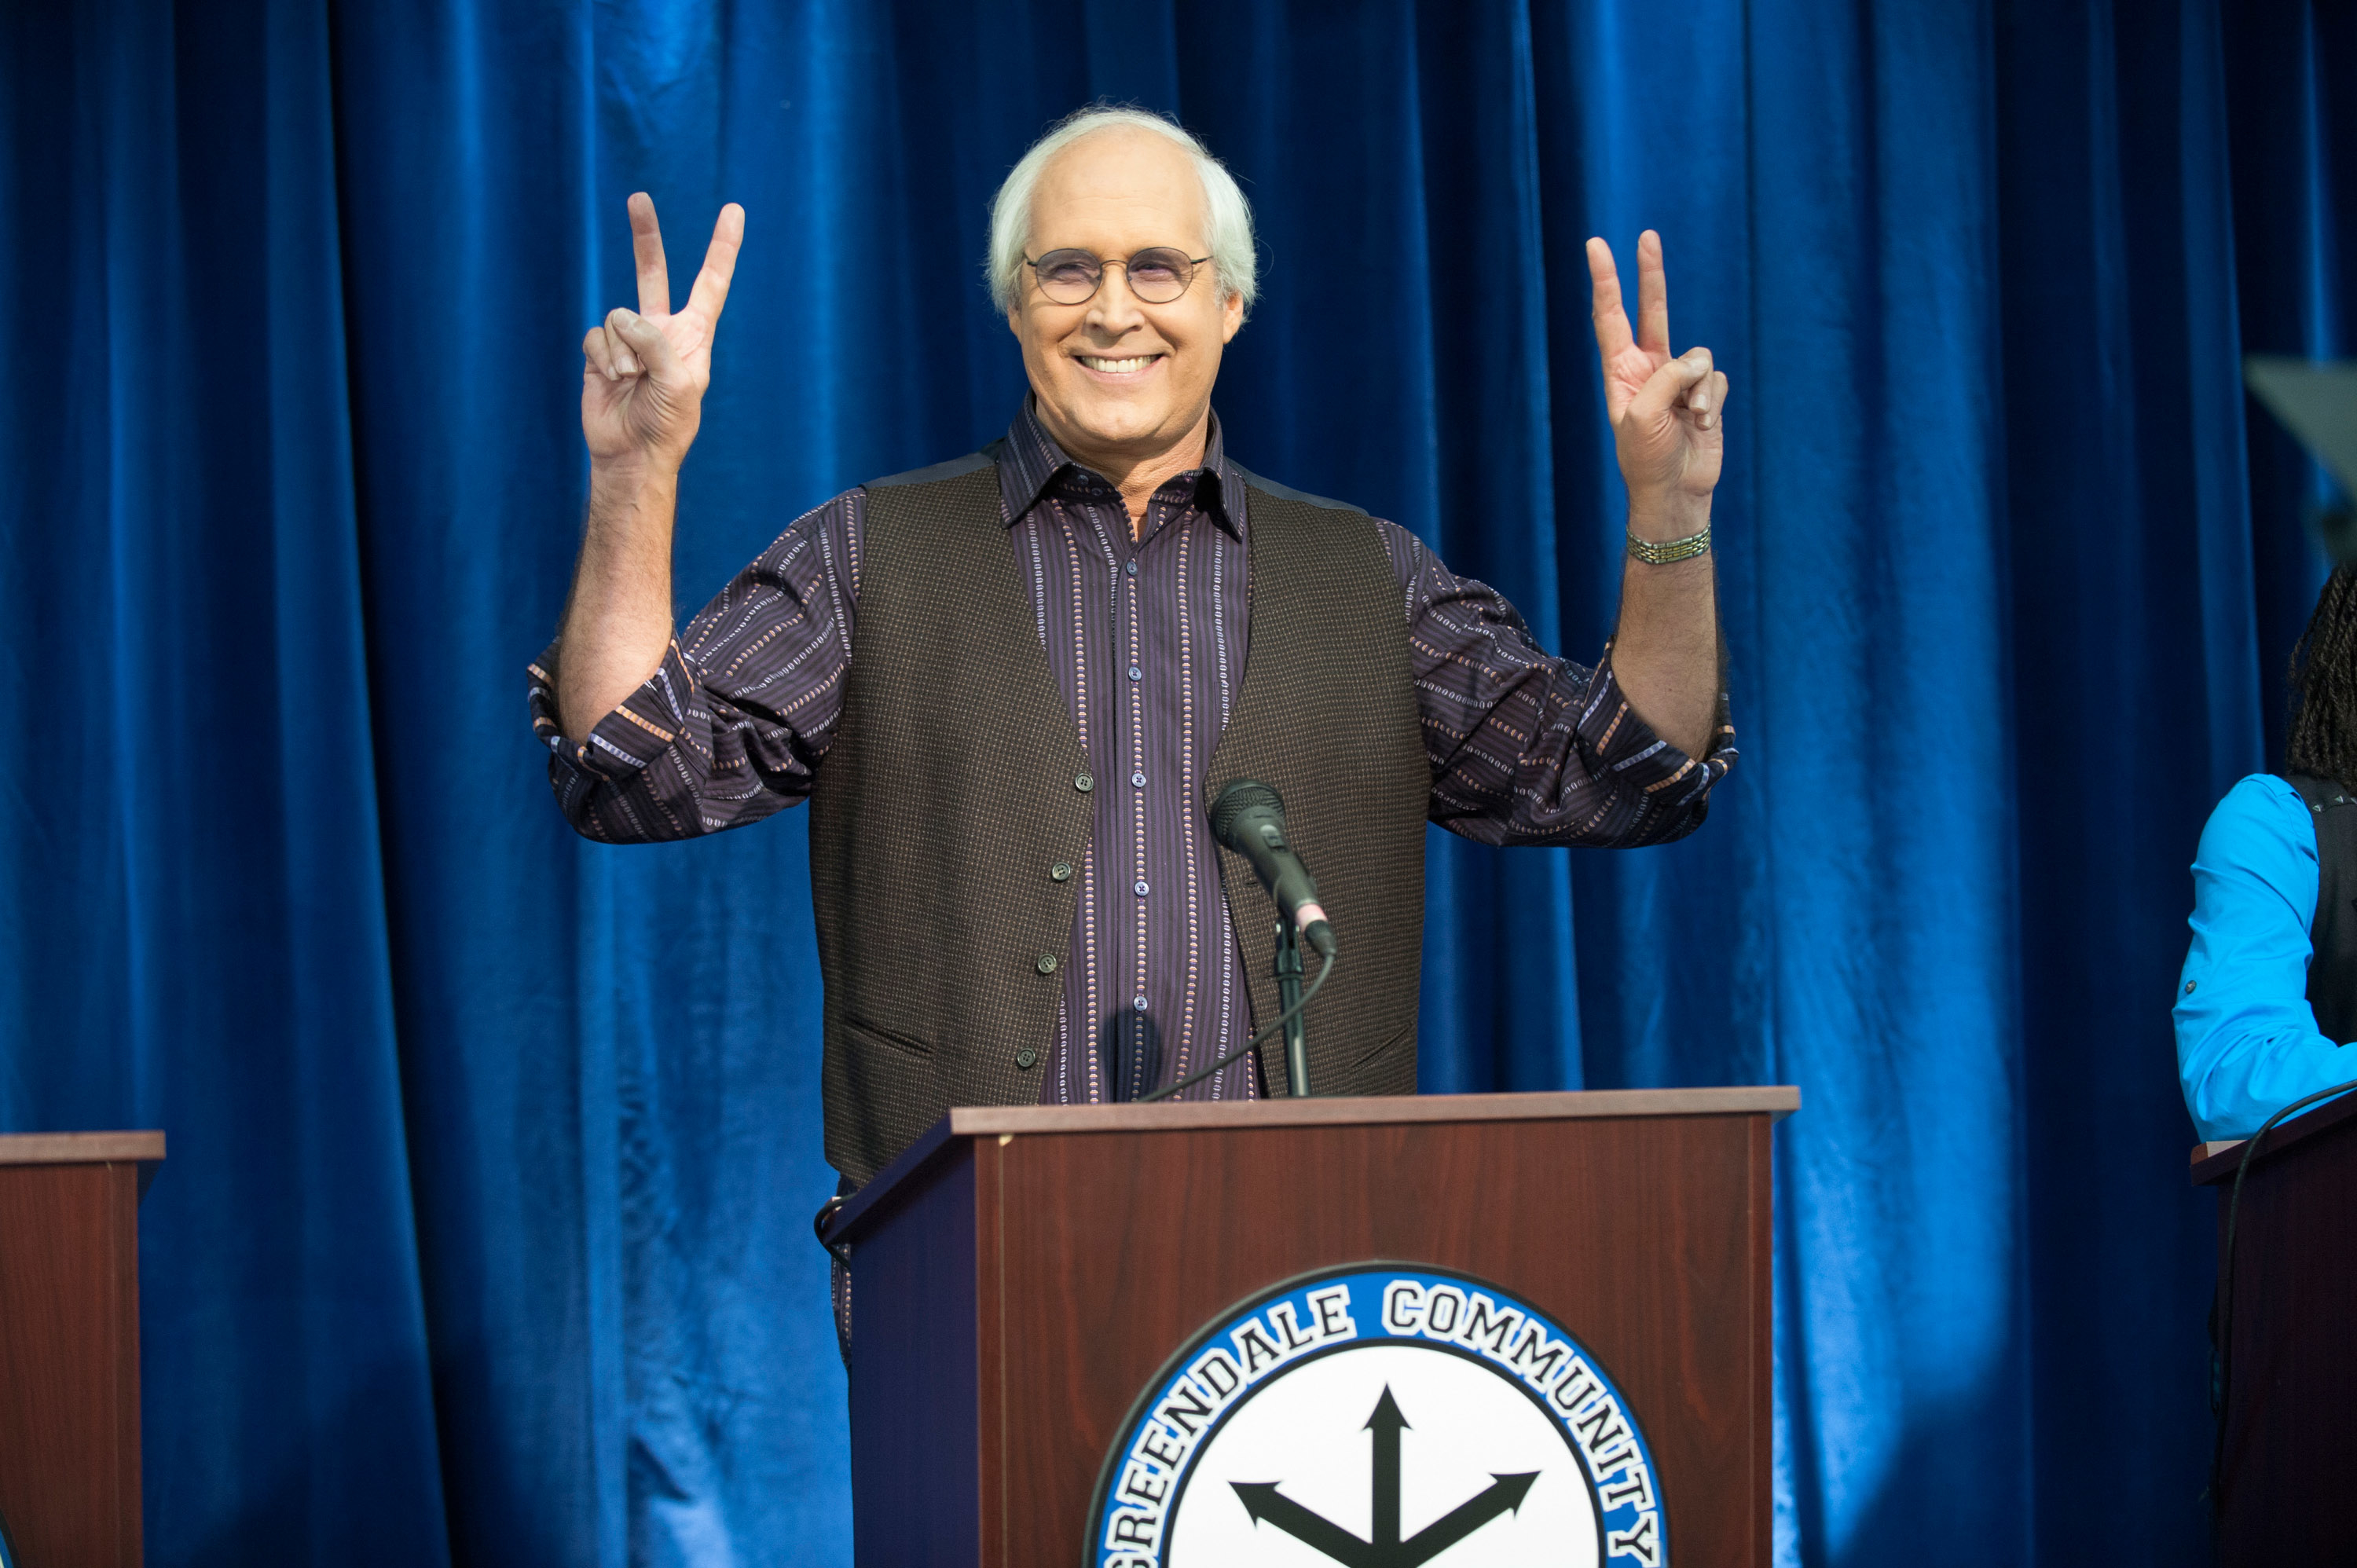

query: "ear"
left=1220, top=288, right=1243, bottom=343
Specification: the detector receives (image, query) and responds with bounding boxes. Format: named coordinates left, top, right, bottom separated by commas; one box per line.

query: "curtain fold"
left=3, top=2, right=2351, bottom=1563
left=3, top=0, right=450, bottom=1559
left=1995, top=3, right=2259, bottom=1556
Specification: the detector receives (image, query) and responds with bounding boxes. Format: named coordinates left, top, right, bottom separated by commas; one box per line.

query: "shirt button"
left=2184, top=980, right=2197, bottom=994
left=1131, top=771, right=1146, bottom=787
left=1036, top=954, right=1059, bottom=974
left=1126, top=559, right=1138, bottom=577
left=1015, top=1046, right=1039, bottom=1070
left=1050, top=862, right=1074, bottom=882
left=1127, top=665, right=1143, bottom=682
left=1075, top=772, right=1094, bottom=793
left=1134, top=879, right=1149, bottom=896
left=1132, top=995, right=1149, bottom=1012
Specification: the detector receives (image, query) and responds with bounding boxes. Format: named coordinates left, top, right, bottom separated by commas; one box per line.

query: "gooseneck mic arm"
left=1208, top=780, right=1336, bottom=958
left=1146, top=780, right=1340, bottom=1102
left=1274, top=916, right=1311, bottom=1097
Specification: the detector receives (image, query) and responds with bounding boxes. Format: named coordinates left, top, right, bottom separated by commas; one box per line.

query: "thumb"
left=1628, top=348, right=1712, bottom=424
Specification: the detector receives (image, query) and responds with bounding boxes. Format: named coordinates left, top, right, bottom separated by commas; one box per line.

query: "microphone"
left=1208, top=780, right=1336, bottom=958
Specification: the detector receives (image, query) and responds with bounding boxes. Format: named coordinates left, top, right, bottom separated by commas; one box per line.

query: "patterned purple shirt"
left=530, top=404, right=1735, bottom=1103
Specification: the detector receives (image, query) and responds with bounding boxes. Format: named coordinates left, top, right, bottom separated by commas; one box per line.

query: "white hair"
left=986, top=106, right=1259, bottom=320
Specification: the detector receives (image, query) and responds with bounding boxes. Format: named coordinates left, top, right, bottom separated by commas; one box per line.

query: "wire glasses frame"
left=1023, top=247, right=1212, bottom=306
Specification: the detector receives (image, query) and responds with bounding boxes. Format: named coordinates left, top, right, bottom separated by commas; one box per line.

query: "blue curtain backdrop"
left=3, top=1, right=2351, bottom=1563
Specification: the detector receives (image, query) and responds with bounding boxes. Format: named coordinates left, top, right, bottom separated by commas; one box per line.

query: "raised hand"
left=1585, top=230, right=1728, bottom=511
left=581, top=193, right=746, bottom=473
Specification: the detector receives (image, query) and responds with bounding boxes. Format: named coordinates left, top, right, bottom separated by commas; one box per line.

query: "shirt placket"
left=1120, top=504, right=1153, bottom=1098
left=1061, top=497, right=1109, bottom=1107
left=1072, top=489, right=1136, bottom=1104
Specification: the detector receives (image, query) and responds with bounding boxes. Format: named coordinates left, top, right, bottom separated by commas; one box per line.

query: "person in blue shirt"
left=2178, top=566, right=2357, bottom=1141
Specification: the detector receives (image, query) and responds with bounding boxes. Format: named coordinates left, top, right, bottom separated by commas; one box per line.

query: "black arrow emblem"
left=1230, top=1387, right=1539, bottom=1566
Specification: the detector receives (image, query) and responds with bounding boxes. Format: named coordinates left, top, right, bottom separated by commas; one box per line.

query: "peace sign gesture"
left=581, top=192, right=746, bottom=473
left=1585, top=230, right=1728, bottom=515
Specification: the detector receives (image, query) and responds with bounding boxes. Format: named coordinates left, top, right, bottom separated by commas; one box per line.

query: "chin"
left=1061, top=395, right=1173, bottom=447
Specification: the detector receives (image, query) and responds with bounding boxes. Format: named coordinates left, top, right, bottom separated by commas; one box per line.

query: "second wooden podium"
left=2194, top=1089, right=2357, bottom=1559
left=823, top=1086, right=1794, bottom=1566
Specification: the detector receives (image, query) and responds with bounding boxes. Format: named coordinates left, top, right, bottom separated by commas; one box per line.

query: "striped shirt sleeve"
left=526, top=489, right=865, bottom=842
left=1377, top=517, right=1735, bottom=847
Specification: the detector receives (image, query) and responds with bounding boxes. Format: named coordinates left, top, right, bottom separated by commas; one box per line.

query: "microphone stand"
left=1274, top=919, right=1312, bottom=1097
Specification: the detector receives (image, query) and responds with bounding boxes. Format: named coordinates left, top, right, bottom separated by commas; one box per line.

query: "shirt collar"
left=998, top=398, right=1248, bottom=539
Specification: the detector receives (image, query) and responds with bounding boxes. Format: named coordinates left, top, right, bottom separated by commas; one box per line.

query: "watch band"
left=1626, top=526, right=1711, bottom=565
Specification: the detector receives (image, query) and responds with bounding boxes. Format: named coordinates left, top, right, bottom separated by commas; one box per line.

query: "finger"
left=1636, top=229, right=1670, bottom=357
left=1585, top=237, right=1635, bottom=362
left=1629, top=348, right=1714, bottom=424
left=1680, top=350, right=1718, bottom=412
left=607, top=306, right=678, bottom=379
left=629, top=192, right=672, bottom=318
left=1692, top=369, right=1731, bottom=430
left=583, top=324, right=620, bottom=380
left=684, top=202, right=746, bottom=324
left=603, top=307, right=654, bottom=377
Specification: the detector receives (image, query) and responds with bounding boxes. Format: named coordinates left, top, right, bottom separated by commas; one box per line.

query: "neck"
left=1036, top=402, right=1212, bottom=536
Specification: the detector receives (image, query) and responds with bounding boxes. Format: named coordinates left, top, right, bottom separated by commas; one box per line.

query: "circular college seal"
left=1086, top=1265, right=1665, bottom=1567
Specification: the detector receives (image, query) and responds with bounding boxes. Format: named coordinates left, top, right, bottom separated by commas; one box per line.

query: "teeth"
left=1080, top=355, right=1159, bottom=373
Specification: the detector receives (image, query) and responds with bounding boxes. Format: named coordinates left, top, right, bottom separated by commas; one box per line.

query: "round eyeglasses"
left=1024, top=247, right=1211, bottom=306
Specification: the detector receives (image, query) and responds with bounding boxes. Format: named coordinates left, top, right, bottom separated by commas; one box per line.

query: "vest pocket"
left=841, top=1015, right=935, bottom=1059
left=1350, top=1022, right=1413, bottom=1069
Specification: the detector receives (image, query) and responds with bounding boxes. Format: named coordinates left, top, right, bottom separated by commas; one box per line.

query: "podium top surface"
left=936, top=1084, right=1794, bottom=1138
left=0, top=1130, right=165, bottom=1167
left=2191, top=1088, right=2357, bottom=1185
left=829, top=1086, right=1795, bottom=1245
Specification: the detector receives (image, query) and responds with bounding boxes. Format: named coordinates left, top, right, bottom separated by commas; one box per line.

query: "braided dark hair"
left=2286, top=563, right=2357, bottom=787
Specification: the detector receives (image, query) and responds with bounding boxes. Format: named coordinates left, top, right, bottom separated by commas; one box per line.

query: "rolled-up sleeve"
left=1379, top=518, right=1736, bottom=848
left=2176, top=773, right=2357, bottom=1141
left=527, top=489, right=864, bottom=842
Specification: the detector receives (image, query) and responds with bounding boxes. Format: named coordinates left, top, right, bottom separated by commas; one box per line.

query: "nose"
left=1085, top=262, right=1149, bottom=335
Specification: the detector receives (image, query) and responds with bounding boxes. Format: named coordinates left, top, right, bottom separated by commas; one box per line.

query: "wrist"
left=589, top=451, right=681, bottom=491
left=584, top=456, right=681, bottom=551
left=1626, top=492, right=1711, bottom=542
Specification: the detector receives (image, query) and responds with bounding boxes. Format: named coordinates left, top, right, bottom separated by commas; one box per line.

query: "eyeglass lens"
left=1032, top=248, right=1197, bottom=304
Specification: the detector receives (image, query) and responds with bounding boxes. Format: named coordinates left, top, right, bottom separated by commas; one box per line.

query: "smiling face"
left=1010, top=126, right=1244, bottom=474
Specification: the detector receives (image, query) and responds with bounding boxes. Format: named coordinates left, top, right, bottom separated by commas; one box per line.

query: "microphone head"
left=1208, top=779, right=1285, bottom=848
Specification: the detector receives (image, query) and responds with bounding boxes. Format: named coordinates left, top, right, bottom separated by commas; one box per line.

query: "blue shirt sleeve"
left=2175, top=773, right=2357, bottom=1141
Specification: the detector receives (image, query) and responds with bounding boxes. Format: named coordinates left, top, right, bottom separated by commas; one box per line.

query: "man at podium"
left=526, top=107, right=1736, bottom=1190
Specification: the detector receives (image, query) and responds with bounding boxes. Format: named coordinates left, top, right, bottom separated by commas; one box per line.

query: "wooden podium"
left=2194, top=1090, right=2357, bottom=1559
left=823, top=1086, right=1794, bottom=1566
left=0, top=1132, right=164, bottom=1568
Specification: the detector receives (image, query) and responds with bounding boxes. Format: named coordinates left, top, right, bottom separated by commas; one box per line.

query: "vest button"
left=1036, top=953, right=1060, bottom=974
left=1015, top=1047, right=1039, bottom=1070
left=1075, top=772, right=1094, bottom=793
left=1050, top=862, right=1073, bottom=881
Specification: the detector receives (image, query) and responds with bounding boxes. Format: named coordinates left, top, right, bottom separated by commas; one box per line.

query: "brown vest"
left=808, top=452, right=1429, bottom=1185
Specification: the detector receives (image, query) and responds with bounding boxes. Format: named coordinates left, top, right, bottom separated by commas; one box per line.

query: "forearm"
left=557, top=457, right=680, bottom=737
left=1383, top=515, right=1728, bottom=848
left=531, top=487, right=865, bottom=844
left=2179, top=1010, right=2354, bottom=1141
left=1610, top=495, right=1720, bottom=760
